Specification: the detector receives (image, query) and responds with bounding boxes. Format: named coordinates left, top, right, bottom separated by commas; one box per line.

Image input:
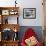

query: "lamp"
left=14, top=28, right=17, bottom=32
left=15, top=0, right=17, bottom=7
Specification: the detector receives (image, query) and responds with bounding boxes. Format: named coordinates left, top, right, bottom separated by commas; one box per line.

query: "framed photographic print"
left=8, top=16, right=18, bottom=24
left=9, top=9, right=18, bottom=15
left=23, top=8, right=36, bottom=19
left=2, top=10, right=9, bottom=15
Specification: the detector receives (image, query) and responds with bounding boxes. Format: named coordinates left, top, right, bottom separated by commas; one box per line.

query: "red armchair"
left=21, top=28, right=41, bottom=46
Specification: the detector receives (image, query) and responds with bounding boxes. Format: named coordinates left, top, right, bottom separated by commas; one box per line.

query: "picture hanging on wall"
left=23, top=8, right=36, bottom=19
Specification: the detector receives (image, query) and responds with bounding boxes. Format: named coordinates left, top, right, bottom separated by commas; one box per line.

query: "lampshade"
left=15, top=0, right=17, bottom=7
left=13, top=28, right=17, bottom=32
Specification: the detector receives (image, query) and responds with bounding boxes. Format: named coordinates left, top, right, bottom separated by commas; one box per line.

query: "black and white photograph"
left=23, top=8, right=36, bottom=19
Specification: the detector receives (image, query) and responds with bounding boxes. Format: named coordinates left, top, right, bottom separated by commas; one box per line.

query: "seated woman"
left=21, top=28, right=41, bottom=46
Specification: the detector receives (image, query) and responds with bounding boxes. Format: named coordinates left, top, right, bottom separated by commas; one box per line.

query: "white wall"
left=18, top=0, right=44, bottom=26
left=0, top=0, right=44, bottom=26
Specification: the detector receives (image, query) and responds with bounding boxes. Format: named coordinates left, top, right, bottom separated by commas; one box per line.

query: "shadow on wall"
left=18, top=26, right=44, bottom=44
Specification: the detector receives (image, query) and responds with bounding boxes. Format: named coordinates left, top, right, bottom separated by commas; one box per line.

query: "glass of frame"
left=2, top=16, right=18, bottom=24
left=8, top=16, right=18, bottom=24
left=23, top=8, right=36, bottom=19
left=2, top=10, right=9, bottom=15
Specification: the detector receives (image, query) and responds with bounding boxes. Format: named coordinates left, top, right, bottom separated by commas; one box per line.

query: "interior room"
left=0, top=0, right=45, bottom=46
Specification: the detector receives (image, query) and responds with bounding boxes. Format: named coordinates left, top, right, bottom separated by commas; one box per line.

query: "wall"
left=0, top=0, right=44, bottom=26
left=18, top=0, right=44, bottom=26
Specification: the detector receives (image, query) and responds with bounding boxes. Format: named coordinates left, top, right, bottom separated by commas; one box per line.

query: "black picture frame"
left=23, top=8, right=36, bottom=19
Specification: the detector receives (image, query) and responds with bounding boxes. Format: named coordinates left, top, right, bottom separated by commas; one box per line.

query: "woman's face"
left=25, top=36, right=38, bottom=46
